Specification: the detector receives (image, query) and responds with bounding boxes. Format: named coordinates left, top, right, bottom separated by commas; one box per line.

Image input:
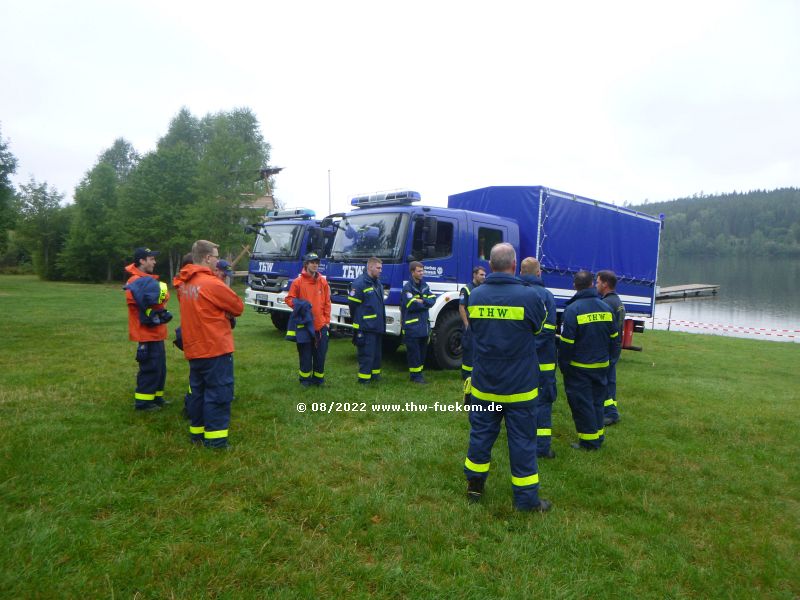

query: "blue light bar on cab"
left=266, top=207, right=316, bottom=220
left=350, top=190, right=421, bottom=208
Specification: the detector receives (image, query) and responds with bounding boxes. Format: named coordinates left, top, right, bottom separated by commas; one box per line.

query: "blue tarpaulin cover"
left=448, top=186, right=661, bottom=283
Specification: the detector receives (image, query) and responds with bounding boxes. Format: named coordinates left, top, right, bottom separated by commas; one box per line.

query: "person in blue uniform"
left=559, top=270, right=621, bottom=451
left=348, top=257, right=386, bottom=384
left=519, top=257, right=558, bottom=459
left=401, top=261, right=436, bottom=384
left=596, top=270, right=625, bottom=426
left=459, top=266, right=486, bottom=381
left=463, top=243, right=551, bottom=512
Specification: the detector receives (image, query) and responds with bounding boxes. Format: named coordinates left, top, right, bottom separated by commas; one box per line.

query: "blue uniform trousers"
left=604, top=357, right=620, bottom=420
left=405, top=336, right=427, bottom=381
left=188, top=354, right=234, bottom=448
left=357, top=332, right=383, bottom=382
left=134, top=340, right=166, bottom=410
left=183, top=384, right=192, bottom=419
left=464, top=399, right=541, bottom=510
left=297, top=326, right=329, bottom=385
left=564, top=366, right=607, bottom=450
left=461, top=327, right=473, bottom=380
left=535, top=371, right=557, bottom=455
left=183, top=365, right=192, bottom=419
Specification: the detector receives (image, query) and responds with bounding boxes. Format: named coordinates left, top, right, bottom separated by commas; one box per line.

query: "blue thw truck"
left=243, top=208, right=336, bottom=331
left=322, top=186, right=663, bottom=369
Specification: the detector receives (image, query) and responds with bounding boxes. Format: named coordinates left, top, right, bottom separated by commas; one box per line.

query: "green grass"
left=1, top=275, right=798, bottom=599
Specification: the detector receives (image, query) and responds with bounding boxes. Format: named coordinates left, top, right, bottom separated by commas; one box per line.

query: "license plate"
left=256, top=293, right=268, bottom=302
left=340, top=307, right=350, bottom=318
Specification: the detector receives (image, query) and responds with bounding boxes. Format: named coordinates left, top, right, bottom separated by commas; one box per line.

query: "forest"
left=0, top=108, right=272, bottom=281
left=628, top=188, right=800, bottom=256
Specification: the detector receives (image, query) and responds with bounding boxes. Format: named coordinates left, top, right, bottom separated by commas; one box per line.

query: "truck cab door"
left=411, top=216, right=459, bottom=282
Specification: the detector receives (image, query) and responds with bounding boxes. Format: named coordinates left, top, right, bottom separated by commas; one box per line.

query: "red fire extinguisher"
left=622, top=318, right=635, bottom=349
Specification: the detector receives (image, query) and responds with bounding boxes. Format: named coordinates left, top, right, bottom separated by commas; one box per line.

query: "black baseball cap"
left=134, top=247, right=160, bottom=262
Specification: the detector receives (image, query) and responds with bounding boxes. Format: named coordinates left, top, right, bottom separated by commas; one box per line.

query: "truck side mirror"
left=246, top=224, right=270, bottom=242
left=308, top=227, right=325, bottom=255
left=422, top=216, right=438, bottom=257
left=409, top=216, right=423, bottom=260
left=320, top=212, right=345, bottom=229
left=423, top=216, right=438, bottom=246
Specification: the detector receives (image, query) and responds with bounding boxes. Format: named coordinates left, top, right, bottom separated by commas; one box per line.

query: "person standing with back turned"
left=519, top=257, right=558, bottom=459
left=463, top=243, right=551, bottom=512
left=559, top=270, right=620, bottom=451
left=174, top=240, right=244, bottom=449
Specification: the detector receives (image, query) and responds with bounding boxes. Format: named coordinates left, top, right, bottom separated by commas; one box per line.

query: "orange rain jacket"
left=285, top=269, right=331, bottom=332
left=125, top=263, right=169, bottom=342
left=173, top=264, right=244, bottom=360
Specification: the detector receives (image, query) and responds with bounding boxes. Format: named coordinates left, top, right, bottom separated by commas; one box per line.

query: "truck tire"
left=270, top=310, right=289, bottom=332
left=429, top=309, right=463, bottom=370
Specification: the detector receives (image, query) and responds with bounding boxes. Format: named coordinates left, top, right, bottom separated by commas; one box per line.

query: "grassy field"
left=1, top=275, right=798, bottom=599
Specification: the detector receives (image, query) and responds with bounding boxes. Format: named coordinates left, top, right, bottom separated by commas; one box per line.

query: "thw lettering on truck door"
left=343, top=265, right=365, bottom=279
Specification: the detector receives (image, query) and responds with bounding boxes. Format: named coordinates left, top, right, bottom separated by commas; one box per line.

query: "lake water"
left=650, top=256, right=800, bottom=344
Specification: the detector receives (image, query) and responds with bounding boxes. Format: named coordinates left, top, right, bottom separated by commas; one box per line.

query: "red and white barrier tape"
left=646, top=317, right=799, bottom=340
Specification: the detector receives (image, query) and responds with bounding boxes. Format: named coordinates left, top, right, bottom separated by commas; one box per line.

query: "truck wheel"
left=270, top=311, right=289, bottom=332
left=429, top=310, right=463, bottom=370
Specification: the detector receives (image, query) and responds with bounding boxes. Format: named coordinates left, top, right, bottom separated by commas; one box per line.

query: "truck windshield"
left=330, top=212, right=409, bottom=261
left=252, top=223, right=304, bottom=259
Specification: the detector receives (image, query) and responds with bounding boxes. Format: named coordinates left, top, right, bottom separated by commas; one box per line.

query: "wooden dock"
left=656, top=283, right=720, bottom=301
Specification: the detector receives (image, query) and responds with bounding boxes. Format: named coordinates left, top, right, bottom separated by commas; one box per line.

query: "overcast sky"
left=2, top=0, right=798, bottom=217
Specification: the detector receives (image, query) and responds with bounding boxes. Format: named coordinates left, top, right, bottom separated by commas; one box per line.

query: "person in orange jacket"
left=174, top=240, right=244, bottom=448
left=285, top=252, right=331, bottom=386
left=124, top=247, right=171, bottom=411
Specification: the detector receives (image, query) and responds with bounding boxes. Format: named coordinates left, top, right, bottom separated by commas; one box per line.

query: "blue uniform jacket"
left=125, top=276, right=172, bottom=326
left=286, top=299, right=315, bottom=343
left=602, top=291, right=626, bottom=334
left=401, top=278, right=435, bottom=338
left=348, top=273, right=386, bottom=334
left=459, top=282, right=476, bottom=311
left=520, top=275, right=557, bottom=370
left=559, top=288, right=621, bottom=371
left=467, top=272, right=546, bottom=404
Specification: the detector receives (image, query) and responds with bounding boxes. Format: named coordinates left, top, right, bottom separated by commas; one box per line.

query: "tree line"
left=628, top=188, right=800, bottom=257
left=0, top=107, right=273, bottom=281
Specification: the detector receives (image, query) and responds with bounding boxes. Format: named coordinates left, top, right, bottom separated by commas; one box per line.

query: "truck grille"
left=329, top=281, right=351, bottom=298
left=249, top=274, right=287, bottom=292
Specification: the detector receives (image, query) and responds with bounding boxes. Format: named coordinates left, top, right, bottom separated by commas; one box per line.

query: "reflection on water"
left=650, top=256, right=800, bottom=343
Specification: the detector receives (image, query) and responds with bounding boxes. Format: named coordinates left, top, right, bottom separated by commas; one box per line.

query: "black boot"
left=467, top=478, right=485, bottom=503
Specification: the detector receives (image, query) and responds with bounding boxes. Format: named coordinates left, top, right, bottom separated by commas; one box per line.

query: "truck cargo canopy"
left=448, top=186, right=661, bottom=283
left=542, top=192, right=661, bottom=283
